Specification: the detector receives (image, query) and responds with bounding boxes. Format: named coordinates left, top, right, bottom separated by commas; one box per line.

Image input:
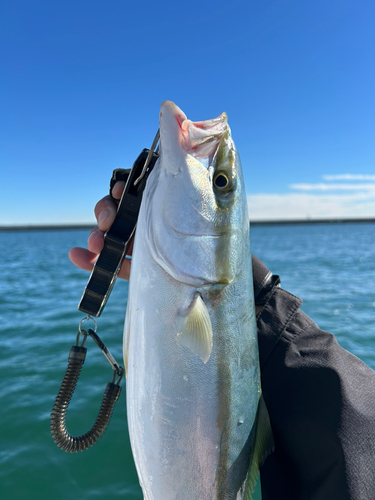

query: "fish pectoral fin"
left=244, top=395, right=274, bottom=500
left=177, top=293, right=213, bottom=364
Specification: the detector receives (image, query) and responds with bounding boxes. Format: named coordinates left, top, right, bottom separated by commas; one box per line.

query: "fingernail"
left=112, top=180, right=125, bottom=199
left=98, top=209, right=110, bottom=228
left=88, top=227, right=99, bottom=243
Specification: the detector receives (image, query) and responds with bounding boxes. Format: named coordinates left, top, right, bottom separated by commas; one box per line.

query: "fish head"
left=143, top=101, right=249, bottom=287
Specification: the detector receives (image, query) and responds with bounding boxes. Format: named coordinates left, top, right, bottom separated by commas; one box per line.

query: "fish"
left=124, top=101, right=273, bottom=500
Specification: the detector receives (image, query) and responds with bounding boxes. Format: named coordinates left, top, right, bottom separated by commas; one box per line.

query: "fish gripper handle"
left=50, top=345, right=122, bottom=453
left=78, top=144, right=159, bottom=318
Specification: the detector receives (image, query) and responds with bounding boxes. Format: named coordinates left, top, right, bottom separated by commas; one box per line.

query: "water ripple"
left=1, top=225, right=374, bottom=499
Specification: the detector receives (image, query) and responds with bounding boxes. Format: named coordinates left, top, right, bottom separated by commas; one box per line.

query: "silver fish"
left=124, top=101, right=273, bottom=500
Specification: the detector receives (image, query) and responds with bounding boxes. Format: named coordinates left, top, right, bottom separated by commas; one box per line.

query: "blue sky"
left=1, top=0, right=374, bottom=224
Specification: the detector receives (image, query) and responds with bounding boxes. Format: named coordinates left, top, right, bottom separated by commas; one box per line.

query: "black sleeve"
left=252, top=256, right=375, bottom=500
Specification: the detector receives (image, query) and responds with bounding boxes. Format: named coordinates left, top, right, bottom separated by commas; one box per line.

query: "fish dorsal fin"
left=244, top=395, right=274, bottom=500
left=177, top=293, right=213, bottom=363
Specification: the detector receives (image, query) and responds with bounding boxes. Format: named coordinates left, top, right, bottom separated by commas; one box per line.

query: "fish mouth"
left=182, top=114, right=228, bottom=159
left=160, top=100, right=228, bottom=159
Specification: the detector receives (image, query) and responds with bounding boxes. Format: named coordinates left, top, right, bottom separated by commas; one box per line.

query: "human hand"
left=69, top=181, right=132, bottom=280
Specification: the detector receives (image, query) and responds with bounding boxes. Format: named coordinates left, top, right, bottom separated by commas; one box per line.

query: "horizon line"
left=1, top=217, right=375, bottom=231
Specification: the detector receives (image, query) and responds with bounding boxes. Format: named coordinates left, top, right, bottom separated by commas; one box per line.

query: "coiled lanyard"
left=51, top=131, right=160, bottom=452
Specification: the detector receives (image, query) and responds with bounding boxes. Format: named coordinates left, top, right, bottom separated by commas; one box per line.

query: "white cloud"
left=323, top=174, right=375, bottom=181
left=247, top=192, right=375, bottom=221
left=247, top=172, right=375, bottom=220
left=290, top=183, right=375, bottom=191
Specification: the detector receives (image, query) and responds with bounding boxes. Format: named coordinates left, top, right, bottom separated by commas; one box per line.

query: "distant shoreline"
left=1, top=218, right=375, bottom=232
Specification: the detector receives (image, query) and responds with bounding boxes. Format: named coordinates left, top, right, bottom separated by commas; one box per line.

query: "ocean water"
left=0, top=223, right=374, bottom=500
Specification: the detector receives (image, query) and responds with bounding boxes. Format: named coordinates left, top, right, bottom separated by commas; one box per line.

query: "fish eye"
left=214, top=173, right=229, bottom=190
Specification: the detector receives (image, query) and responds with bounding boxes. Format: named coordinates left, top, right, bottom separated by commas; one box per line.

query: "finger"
left=87, top=227, right=105, bottom=254
left=94, top=195, right=117, bottom=219
left=94, top=181, right=127, bottom=232
left=69, top=247, right=98, bottom=272
left=87, top=226, right=133, bottom=259
left=116, top=234, right=134, bottom=279
left=112, top=180, right=125, bottom=200
left=118, top=257, right=131, bottom=280
left=94, top=195, right=118, bottom=232
left=69, top=246, right=131, bottom=280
